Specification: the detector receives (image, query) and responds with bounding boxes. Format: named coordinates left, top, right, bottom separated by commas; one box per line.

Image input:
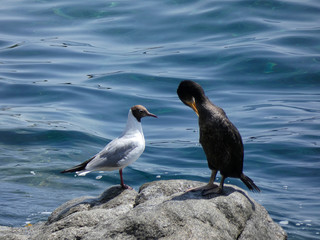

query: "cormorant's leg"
left=186, top=169, right=218, bottom=192
left=119, top=169, right=132, bottom=190
left=202, top=175, right=225, bottom=195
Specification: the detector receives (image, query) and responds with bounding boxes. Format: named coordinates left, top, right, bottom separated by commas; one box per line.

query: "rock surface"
left=0, top=180, right=287, bottom=240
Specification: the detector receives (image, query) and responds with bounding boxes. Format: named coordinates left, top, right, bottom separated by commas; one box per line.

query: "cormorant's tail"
left=240, top=173, right=260, bottom=192
left=61, top=157, right=94, bottom=174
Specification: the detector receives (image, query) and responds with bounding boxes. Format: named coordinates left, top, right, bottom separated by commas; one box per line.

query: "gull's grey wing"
left=86, top=137, right=144, bottom=171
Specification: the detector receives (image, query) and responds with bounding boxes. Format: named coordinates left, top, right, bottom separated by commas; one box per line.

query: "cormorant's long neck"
left=195, top=96, right=223, bottom=119
left=195, top=95, right=210, bottom=111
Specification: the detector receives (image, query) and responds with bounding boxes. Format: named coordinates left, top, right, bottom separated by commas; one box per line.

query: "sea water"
left=0, top=1, right=319, bottom=239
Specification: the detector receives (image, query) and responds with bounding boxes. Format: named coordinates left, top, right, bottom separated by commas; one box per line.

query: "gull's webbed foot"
left=121, top=184, right=133, bottom=190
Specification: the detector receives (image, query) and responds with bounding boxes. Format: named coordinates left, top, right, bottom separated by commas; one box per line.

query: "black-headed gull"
left=61, top=105, right=157, bottom=189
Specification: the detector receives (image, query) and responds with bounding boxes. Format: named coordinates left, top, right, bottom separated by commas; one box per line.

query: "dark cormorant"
left=177, top=80, right=260, bottom=194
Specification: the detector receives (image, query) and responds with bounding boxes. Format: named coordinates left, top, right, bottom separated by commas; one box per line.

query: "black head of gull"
left=131, top=105, right=157, bottom=122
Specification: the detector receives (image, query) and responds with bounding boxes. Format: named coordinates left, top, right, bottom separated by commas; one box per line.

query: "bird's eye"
left=139, top=110, right=144, bottom=113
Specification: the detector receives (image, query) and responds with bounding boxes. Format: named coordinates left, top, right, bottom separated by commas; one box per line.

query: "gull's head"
left=131, top=105, right=157, bottom=122
left=177, top=80, right=205, bottom=117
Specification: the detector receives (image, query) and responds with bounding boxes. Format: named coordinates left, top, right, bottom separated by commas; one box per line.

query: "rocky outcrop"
left=0, top=180, right=287, bottom=240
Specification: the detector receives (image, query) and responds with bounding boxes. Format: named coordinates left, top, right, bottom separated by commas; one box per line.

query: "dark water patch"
left=0, top=128, right=102, bottom=147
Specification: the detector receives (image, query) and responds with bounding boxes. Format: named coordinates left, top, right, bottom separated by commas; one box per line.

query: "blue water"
left=1, top=0, right=319, bottom=239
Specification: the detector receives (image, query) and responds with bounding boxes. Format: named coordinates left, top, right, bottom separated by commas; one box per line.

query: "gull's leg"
left=119, top=168, right=132, bottom=190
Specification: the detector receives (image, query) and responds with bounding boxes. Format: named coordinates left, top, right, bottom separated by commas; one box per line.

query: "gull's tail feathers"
left=61, top=156, right=94, bottom=175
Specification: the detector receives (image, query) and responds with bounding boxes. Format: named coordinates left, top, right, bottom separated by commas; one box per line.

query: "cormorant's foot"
left=121, top=184, right=133, bottom=190
left=202, top=187, right=223, bottom=196
left=186, top=183, right=218, bottom=193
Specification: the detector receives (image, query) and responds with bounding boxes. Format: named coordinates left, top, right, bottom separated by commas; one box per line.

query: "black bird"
left=177, top=80, right=260, bottom=194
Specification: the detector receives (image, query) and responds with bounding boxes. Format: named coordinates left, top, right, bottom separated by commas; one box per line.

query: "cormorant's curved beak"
left=186, top=100, right=199, bottom=117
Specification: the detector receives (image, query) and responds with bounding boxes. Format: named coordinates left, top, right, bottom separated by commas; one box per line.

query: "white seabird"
left=61, top=105, right=157, bottom=189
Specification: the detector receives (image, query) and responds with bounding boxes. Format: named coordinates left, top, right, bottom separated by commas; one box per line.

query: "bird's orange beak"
left=187, top=100, right=199, bottom=117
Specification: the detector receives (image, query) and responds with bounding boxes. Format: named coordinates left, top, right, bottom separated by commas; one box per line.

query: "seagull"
left=177, top=80, right=260, bottom=194
left=61, top=105, right=157, bottom=189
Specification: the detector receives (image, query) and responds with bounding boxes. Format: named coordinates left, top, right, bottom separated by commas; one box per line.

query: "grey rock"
left=0, top=180, right=287, bottom=240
